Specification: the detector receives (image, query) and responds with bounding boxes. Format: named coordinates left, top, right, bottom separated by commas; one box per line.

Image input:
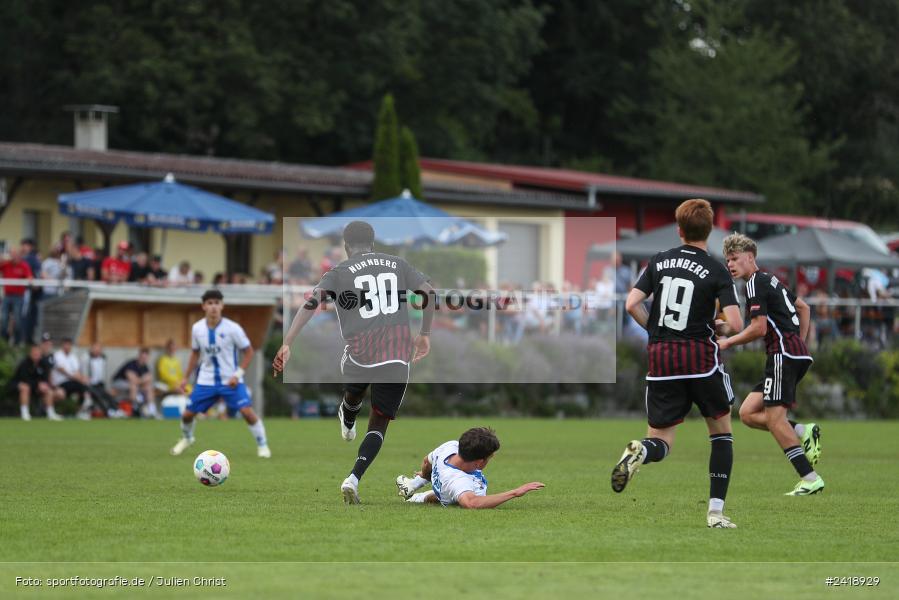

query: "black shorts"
left=340, top=352, right=410, bottom=420
left=645, top=366, right=734, bottom=429
left=752, top=354, right=811, bottom=407
left=60, top=380, right=89, bottom=397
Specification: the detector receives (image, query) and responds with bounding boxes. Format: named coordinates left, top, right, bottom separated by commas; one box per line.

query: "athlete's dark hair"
left=343, top=221, right=375, bottom=247
left=458, top=427, right=500, bottom=461
left=201, top=289, right=224, bottom=302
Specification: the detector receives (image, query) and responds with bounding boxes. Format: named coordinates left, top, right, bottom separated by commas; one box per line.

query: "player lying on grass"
left=720, top=233, right=823, bottom=496
left=395, top=427, right=544, bottom=508
left=170, top=289, right=271, bottom=458
left=611, top=199, right=745, bottom=529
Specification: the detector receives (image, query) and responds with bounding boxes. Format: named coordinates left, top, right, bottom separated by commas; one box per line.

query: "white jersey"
left=190, top=317, right=251, bottom=386
left=51, top=349, right=81, bottom=386
left=428, top=440, right=488, bottom=506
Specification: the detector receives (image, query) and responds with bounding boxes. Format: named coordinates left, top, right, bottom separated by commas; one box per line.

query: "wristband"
left=234, top=368, right=245, bottom=379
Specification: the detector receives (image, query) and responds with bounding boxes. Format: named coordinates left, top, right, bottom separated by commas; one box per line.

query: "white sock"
left=410, top=475, right=429, bottom=491
left=47, top=406, right=60, bottom=417
left=709, top=498, right=725, bottom=513
left=248, top=420, right=267, bottom=447
left=146, top=402, right=158, bottom=417
left=802, top=470, right=818, bottom=483
left=345, top=473, right=359, bottom=486
left=21, top=405, right=31, bottom=419
left=181, top=419, right=196, bottom=440
left=794, top=423, right=806, bottom=437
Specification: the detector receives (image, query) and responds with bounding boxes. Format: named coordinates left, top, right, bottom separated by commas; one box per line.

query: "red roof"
left=350, top=158, right=762, bottom=204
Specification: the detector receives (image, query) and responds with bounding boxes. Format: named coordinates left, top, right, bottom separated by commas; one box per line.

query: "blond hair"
left=675, top=199, right=713, bottom=242
left=723, top=232, right=758, bottom=257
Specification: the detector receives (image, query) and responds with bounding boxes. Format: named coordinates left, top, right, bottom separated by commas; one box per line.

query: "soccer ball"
left=193, top=450, right=230, bottom=487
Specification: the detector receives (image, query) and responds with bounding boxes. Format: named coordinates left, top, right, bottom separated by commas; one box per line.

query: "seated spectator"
left=8, top=344, right=63, bottom=421
left=101, top=241, right=132, bottom=283
left=84, top=342, right=119, bottom=418
left=212, top=272, right=226, bottom=285
left=168, top=261, right=194, bottom=286
left=113, top=348, right=159, bottom=418
left=194, top=271, right=205, bottom=285
left=156, top=338, right=190, bottom=396
left=50, top=337, right=92, bottom=408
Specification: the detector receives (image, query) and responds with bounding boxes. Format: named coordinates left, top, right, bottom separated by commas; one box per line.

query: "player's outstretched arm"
left=274, top=290, right=323, bottom=376
left=456, top=482, right=544, bottom=510
left=718, top=314, right=765, bottom=350
left=625, top=289, right=649, bottom=329
left=721, top=304, right=745, bottom=335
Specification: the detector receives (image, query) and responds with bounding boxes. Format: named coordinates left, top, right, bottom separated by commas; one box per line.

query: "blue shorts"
left=188, top=383, right=252, bottom=414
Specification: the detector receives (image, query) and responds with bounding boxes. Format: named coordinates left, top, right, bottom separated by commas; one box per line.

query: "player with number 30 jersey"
left=274, top=221, right=435, bottom=506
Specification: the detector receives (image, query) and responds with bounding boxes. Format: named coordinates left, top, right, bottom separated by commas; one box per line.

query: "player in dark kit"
left=719, top=233, right=823, bottom=496
left=611, top=199, right=745, bottom=528
left=273, top=221, right=435, bottom=504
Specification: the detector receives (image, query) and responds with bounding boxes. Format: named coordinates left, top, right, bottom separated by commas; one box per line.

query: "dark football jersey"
left=745, top=271, right=811, bottom=359
left=314, top=252, right=429, bottom=366
left=634, top=245, right=739, bottom=379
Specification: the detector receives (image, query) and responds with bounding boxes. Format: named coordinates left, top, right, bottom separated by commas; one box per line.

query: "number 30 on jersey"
left=354, top=273, right=399, bottom=318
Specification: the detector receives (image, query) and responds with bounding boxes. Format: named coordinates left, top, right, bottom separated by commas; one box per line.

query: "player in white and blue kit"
left=395, top=427, right=544, bottom=509
left=170, top=289, right=271, bottom=458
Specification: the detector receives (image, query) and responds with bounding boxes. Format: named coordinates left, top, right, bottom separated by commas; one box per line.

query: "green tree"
left=618, top=0, right=833, bottom=211
left=399, top=126, right=423, bottom=200
left=371, top=93, right=402, bottom=201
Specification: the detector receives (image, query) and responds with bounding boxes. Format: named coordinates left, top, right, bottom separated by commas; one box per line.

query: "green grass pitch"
left=2, top=417, right=897, bottom=598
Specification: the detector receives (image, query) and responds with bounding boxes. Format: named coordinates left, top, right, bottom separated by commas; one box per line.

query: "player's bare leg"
left=705, top=415, right=736, bottom=528
left=239, top=406, right=270, bottom=458
left=611, top=425, right=675, bottom=493
left=18, top=382, right=32, bottom=421
left=342, top=411, right=390, bottom=504
left=738, top=392, right=767, bottom=430
left=171, top=409, right=197, bottom=455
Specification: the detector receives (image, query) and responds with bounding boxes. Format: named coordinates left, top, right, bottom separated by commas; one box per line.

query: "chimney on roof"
left=64, top=104, right=119, bottom=151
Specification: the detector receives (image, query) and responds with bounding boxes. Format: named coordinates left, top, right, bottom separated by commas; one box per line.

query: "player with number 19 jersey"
left=316, top=252, right=429, bottom=367
left=635, top=245, right=739, bottom=380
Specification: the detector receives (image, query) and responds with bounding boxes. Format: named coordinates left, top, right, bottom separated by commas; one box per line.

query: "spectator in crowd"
left=8, top=344, right=63, bottom=421
left=101, top=241, right=132, bottom=283
left=320, top=246, right=342, bottom=277
left=128, top=252, right=152, bottom=283
left=112, top=348, right=159, bottom=418
left=561, top=281, right=585, bottom=335
left=156, top=338, right=189, bottom=396
left=75, top=236, right=95, bottom=262
left=212, top=272, right=226, bottom=285
left=68, top=246, right=94, bottom=281
left=19, top=238, right=42, bottom=343
left=84, top=342, right=119, bottom=417
left=288, top=247, right=312, bottom=283
left=168, top=260, right=194, bottom=286
left=91, top=248, right=106, bottom=282
left=52, top=231, right=74, bottom=259
left=0, top=247, right=34, bottom=345
left=264, top=249, right=285, bottom=284
left=194, top=271, right=205, bottom=285
left=40, top=247, right=70, bottom=298
left=50, top=337, right=91, bottom=408
left=593, top=267, right=616, bottom=331
left=230, top=272, right=248, bottom=284
left=145, top=255, right=167, bottom=286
